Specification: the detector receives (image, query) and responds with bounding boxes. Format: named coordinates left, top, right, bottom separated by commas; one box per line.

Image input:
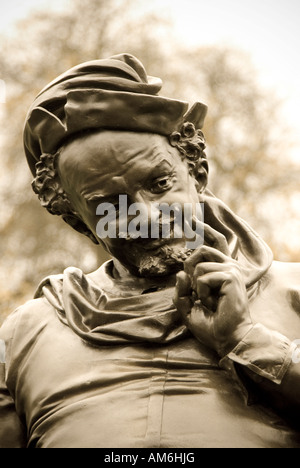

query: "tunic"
left=1, top=260, right=300, bottom=448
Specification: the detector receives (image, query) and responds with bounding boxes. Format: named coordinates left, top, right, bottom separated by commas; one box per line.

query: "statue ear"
left=193, top=158, right=209, bottom=193
left=62, top=214, right=99, bottom=244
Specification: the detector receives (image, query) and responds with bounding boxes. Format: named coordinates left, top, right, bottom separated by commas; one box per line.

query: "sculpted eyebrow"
left=83, top=161, right=174, bottom=202
left=147, top=160, right=174, bottom=178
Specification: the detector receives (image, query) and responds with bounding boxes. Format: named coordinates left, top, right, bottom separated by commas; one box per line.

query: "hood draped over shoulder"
left=34, top=191, right=273, bottom=346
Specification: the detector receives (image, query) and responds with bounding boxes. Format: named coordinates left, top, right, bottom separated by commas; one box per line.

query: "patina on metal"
left=1, top=54, right=300, bottom=448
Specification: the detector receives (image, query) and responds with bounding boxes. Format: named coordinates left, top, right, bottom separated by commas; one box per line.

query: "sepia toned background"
left=1, top=0, right=300, bottom=324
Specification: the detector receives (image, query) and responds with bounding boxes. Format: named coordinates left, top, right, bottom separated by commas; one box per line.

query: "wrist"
left=218, top=322, right=254, bottom=358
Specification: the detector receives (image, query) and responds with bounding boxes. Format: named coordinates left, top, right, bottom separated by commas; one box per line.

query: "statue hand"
left=174, top=245, right=253, bottom=357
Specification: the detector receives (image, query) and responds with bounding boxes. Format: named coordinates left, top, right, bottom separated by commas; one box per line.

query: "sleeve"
left=0, top=316, right=27, bottom=448
left=220, top=323, right=296, bottom=385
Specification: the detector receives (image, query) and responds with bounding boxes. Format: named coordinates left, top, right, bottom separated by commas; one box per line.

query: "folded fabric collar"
left=36, top=264, right=188, bottom=346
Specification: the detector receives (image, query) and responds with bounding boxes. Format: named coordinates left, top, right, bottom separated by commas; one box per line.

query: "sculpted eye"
left=150, top=175, right=174, bottom=194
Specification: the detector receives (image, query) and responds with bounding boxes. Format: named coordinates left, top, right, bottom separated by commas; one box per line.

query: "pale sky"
left=1, top=0, right=300, bottom=155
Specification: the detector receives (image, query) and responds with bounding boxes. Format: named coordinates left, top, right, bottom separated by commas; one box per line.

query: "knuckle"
left=227, top=265, right=242, bottom=282
left=176, top=270, right=187, bottom=282
left=214, top=232, right=226, bottom=243
left=184, top=245, right=209, bottom=272
left=194, top=264, right=204, bottom=277
left=201, top=245, right=213, bottom=253
left=195, top=276, right=203, bottom=288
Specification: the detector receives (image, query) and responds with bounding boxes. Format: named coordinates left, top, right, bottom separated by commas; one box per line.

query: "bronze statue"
left=1, top=53, right=300, bottom=448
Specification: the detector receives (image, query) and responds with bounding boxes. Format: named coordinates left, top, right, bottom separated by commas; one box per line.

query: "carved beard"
left=135, top=244, right=194, bottom=277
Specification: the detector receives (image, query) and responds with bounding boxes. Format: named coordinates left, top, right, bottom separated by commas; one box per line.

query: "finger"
left=184, top=245, right=231, bottom=277
left=193, top=262, right=232, bottom=280
left=193, top=271, right=231, bottom=312
left=174, top=296, right=194, bottom=321
left=195, top=279, right=211, bottom=300
left=195, top=271, right=229, bottom=300
left=192, top=263, right=234, bottom=304
left=173, top=272, right=193, bottom=318
left=204, top=225, right=230, bottom=255
left=175, top=271, right=192, bottom=297
left=191, top=217, right=230, bottom=255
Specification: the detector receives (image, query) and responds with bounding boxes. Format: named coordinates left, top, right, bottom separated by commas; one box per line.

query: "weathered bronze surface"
left=1, top=54, right=300, bottom=448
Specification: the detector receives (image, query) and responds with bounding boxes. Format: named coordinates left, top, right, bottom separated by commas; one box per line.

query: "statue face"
left=58, top=130, right=203, bottom=277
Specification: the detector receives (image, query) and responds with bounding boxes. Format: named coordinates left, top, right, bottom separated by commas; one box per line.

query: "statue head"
left=23, top=54, right=208, bottom=276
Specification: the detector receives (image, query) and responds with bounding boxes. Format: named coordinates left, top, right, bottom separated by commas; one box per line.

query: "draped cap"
left=23, top=53, right=208, bottom=175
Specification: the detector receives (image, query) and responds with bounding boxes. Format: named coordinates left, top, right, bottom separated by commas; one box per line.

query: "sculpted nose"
left=129, top=192, right=154, bottom=224
left=131, top=192, right=147, bottom=204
